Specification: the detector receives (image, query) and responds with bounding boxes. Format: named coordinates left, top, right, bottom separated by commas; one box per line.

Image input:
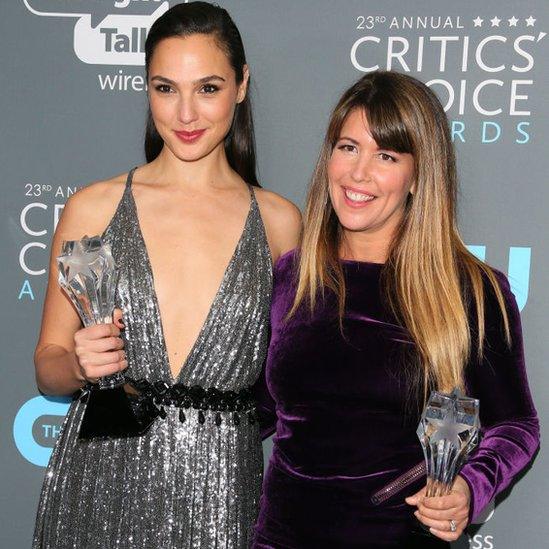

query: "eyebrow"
left=150, top=74, right=226, bottom=85
left=337, top=136, right=359, bottom=145
left=337, top=135, right=401, bottom=153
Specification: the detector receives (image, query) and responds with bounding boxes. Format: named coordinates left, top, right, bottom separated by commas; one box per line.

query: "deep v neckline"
left=128, top=180, right=254, bottom=384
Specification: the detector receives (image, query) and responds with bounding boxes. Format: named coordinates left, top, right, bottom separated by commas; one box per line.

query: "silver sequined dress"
left=32, top=168, right=273, bottom=548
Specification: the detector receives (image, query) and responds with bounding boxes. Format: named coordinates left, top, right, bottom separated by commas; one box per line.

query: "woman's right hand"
left=73, top=309, right=127, bottom=384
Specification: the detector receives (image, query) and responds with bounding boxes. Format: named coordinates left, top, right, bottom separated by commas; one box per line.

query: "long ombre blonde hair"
left=291, top=71, right=510, bottom=397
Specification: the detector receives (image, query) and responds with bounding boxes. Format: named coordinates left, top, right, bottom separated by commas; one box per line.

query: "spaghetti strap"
left=248, top=184, right=261, bottom=211
left=125, top=166, right=138, bottom=189
left=100, top=167, right=137, bottom=238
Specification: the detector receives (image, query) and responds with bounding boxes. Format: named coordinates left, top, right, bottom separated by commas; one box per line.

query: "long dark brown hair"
left=291, top=71, right=510, bottom=397
left=144, top=1, right=259, bottom=186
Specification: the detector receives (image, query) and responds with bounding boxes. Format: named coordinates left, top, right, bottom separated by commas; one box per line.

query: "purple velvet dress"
left=252, top=250, right=539, bottom=548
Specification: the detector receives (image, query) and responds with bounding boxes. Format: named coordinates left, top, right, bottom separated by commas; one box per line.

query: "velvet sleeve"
left=252, top=358, right=277, bottom=440
left=459, top=271, right=540, bottom=523
left=251, top=250, right=298, bottom=440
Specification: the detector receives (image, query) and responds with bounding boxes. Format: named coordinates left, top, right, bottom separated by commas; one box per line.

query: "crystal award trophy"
left=57, top=235, right=124, bottom=390
left=417, top=388, right=480, bottom=497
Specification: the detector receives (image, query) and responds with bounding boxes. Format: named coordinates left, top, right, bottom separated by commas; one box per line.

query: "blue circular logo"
left=13, top=396, right=71, bottom=467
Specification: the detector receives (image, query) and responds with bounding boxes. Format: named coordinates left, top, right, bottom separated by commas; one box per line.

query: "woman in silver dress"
left=32, top=3, right=300, bottom=548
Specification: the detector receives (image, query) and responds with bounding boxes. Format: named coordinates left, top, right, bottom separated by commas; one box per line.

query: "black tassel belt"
left=130, top=379, right=258, bottom=426
left=77, top=378, right=258, bottom=440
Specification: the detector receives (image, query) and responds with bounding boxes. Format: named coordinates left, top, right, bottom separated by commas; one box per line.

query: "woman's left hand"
left=405, top=475, right=471, bottom=541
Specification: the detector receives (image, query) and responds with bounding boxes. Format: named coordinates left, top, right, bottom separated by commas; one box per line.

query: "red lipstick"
left=174, top=129, right=206, bottom=143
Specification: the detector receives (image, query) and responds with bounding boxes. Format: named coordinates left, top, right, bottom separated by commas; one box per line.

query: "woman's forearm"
left=460, top=413, right=540, bottom=522
left=35, top=344, right=85, bottom=396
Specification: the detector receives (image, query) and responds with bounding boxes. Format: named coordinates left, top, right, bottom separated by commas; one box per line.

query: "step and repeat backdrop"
left=1, top=1, right=547, bottom=547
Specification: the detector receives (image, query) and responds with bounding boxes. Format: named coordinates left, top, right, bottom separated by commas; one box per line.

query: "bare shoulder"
left=254, top=187, right=301, bottom=222
left=57, top=172, right=129, bottom=239
left=253, top=187, right=302, bottom=261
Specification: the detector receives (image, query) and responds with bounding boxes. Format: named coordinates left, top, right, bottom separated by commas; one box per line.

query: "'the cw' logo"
left=467, top=246, right=531, bottom=311
left=13, top=396, right=71, bottom=467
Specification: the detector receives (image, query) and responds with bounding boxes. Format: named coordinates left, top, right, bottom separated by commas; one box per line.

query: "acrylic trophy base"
left=97, top=372, right=126, bottom=390
left=412, top=480, right=453, bottom=539
left=89, top=316, right=125, bottom=390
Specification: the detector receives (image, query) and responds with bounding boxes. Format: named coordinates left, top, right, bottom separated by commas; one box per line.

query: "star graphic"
left=58, top=240, right=100, bottom=283
left=490, top=16, right=501, bottom=27
left=473, top=16, right=483, bottom=27
left=508, top=16, right=519, bottom=27
left=58, top=237, right=115, bottom=285
left=525, top=16, right=536, bottom=27
left=417, top=389, right=480, bottom=461
left=57, top=237, right=116, bottom=325
left=430, top=419, right=471, bottom=448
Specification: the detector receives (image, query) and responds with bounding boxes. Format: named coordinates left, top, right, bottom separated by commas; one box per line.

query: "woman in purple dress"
left=252, top=71, right=540, bottom=548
